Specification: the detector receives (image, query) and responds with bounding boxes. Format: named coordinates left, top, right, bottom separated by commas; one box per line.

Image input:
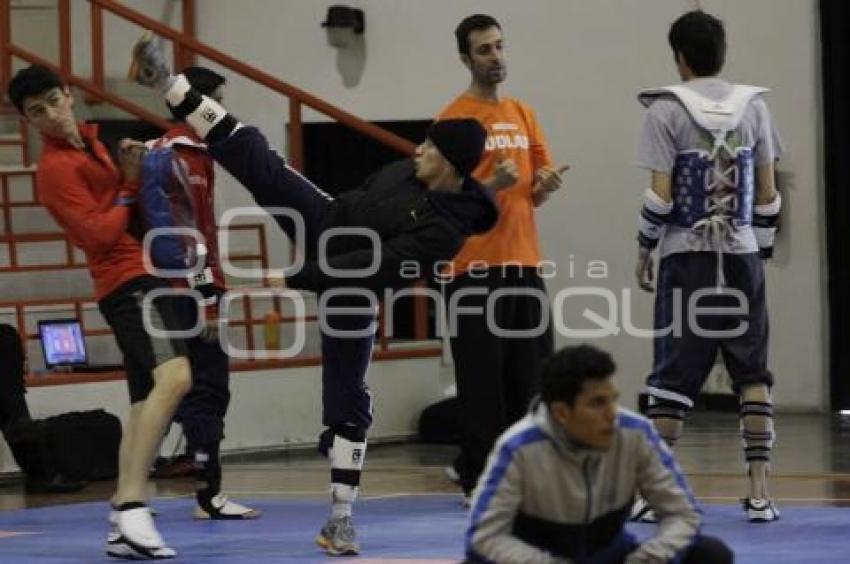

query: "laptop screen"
left=38, top=319, right=88, bottom=368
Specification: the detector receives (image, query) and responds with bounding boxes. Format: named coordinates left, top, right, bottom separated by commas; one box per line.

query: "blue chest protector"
left=638, top=84, right=767, bottom=231
left=138, top=147, right=199, bottom=270
left=670, top=146, right=755, bottom=229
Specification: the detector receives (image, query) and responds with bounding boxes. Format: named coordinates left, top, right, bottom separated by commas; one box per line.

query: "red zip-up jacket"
left=36, top=122, right=148, bottom=300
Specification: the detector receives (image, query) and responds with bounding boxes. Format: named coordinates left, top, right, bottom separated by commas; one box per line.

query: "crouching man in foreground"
left=465, top=344, right=733, bottom=564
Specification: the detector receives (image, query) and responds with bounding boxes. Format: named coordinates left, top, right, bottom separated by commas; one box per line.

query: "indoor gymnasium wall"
left=1, top=0, right=824, bottom=476
left=185, top=0, right=824, bottom=411
left=18, top=0, right=818, bottom=434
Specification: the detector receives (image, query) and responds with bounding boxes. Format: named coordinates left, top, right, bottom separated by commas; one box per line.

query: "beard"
left=477, top=66, right=506, bottom=85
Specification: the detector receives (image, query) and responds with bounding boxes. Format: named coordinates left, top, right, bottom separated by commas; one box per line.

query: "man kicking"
left=130, top=35, right=498, bottom=555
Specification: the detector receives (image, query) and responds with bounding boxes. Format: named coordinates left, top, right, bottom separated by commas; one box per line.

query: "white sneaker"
left=629, top=496, right=657, bottom=523
left=106, top=506, right=176, bottom=560
left=742, top=497, right=780, bottom=522
left=194, top=493, right=261, bottom=520
left=109, top=507, right=157, bottom=525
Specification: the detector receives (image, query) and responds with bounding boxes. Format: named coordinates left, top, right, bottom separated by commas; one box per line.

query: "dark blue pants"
left=209, top=126, right=374, bottom=432
left=648, top=252, right=773, bottom=408
left=447, top=267, right=554, bottom=493
left=209, top=126, right=333, bottom=251
left=321, top=311, right=375, bottom=430
left=171, top=295, right=230, bottom=449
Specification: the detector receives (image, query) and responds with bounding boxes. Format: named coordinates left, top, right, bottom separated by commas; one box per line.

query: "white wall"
left=0, top=355, right=447, bottom=473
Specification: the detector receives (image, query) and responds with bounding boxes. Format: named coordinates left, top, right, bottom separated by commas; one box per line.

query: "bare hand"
left=635, top=247, right=655, bottom=292
left=487, top=151, right=519, bottom=191
left=117, top=138, right=147, bottom=182
left=531, top=164, right=570, bottom=206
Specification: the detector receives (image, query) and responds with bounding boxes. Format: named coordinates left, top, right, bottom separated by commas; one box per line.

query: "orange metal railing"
left=88, top=0, right=416, bottom=168
left=0, top=1, right=438, bottom=385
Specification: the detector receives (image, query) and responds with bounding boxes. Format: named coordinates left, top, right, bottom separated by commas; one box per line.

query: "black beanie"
left=427, top=118, right=487, bottom=176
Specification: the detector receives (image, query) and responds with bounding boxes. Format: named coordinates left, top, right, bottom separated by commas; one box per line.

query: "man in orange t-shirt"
left=437, top=14, right=569, bottom=502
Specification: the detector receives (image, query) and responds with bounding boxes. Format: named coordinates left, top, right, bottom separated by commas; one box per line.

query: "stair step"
left=0, top=164, right=36, bottom=174
left=3, top=206, right=59, bottom=233
left=0, top=270, right=94, bottom=301
left=0, top=145, right=26, bottom=165
left=0, top=133, right=23, bottom=144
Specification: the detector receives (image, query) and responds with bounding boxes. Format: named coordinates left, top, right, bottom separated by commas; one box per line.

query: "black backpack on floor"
left=418, top=397, right=461, bottom=444
left=1, top=322, right=122, bottom=483
left=43, top=409, right=122, bottom=481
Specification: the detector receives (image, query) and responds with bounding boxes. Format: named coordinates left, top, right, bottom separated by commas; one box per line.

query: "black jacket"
left=208, top=125, right=498, bottom=295
left=287, top=159, right=498, bottom=293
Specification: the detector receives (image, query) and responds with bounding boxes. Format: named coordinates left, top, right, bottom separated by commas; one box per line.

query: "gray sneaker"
left=315, top=515, right=360, bottom=556
left=128, top=32, right=172, bottom=89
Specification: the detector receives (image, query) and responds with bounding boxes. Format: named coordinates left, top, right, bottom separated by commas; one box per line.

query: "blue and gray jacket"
left=466, top=402, right=700, bottom=563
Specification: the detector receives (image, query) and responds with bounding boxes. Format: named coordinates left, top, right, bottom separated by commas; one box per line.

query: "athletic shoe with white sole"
left=105, top=504, right=175, bottom=560
left=128, top=31, right=172, bottom=89
left=315, top=515, right=359, bottom=556
left=742, top=497, right=780, bottom=522
left=194, top=493, right=261, bottom=520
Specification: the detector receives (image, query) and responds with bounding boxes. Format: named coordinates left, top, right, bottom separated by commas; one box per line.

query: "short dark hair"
left=455, top=14, right=501, bottom=55
left=668, top=10, right=726, bottom=77
left=8, top=64, right=65, bottom=114
left=540, top=345, right=616, bottom=407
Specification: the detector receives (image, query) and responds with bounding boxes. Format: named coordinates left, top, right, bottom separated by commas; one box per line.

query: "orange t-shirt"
left=437, top=93, right=552, bottom=275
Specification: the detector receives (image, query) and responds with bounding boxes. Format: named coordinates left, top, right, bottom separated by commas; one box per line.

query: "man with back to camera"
left=633, top=10, right=783, bottom=523
left=437, top=13, right=570, bottom=505
left=144, top=65, right=259, bottom=521
left=465, top=344, right=733, bottom=564
left=129, top=34, right=499, bottom=556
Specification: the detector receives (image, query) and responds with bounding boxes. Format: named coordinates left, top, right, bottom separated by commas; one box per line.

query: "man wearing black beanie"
left=130, top=36, right=497, bottom=557
left=427, top=118, right=487, bottom=177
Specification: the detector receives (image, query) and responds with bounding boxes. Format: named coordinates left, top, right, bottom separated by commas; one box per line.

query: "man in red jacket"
left=9, top=64, right=190, bottom=560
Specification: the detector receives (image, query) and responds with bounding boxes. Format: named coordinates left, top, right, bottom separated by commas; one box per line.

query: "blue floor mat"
left=0, top=495, right=847, bottom=563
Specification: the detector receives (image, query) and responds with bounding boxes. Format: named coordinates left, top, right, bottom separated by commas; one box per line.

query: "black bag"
left=0, top=323, right=29, bottom=429
left=1, top=324, right=121, bottom=484
left=43, top=409, right=122, bottom=481
left=418, top=397, right=461, bottom=444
